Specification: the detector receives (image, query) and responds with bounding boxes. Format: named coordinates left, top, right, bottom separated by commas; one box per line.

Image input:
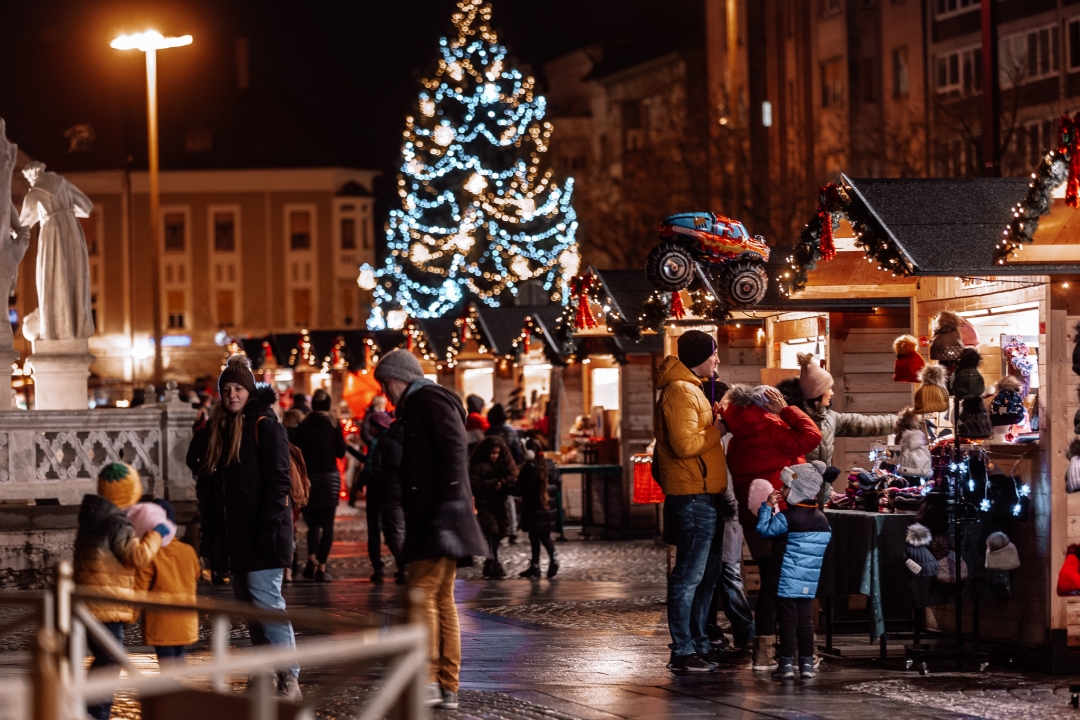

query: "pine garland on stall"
left=638, top=291, right=672, bottom=334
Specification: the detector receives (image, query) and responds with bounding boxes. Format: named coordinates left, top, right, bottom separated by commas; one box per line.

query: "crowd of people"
left=655, top=330, right=900, bottom=679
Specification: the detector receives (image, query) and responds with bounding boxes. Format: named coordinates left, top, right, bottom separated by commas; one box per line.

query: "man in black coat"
left=374, top=349, right=487, bottom=711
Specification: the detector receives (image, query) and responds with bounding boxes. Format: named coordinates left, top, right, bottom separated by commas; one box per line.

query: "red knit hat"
left=1058, top=550, right=1080, bottom=596
left=893, top=335, right=925, bottom=383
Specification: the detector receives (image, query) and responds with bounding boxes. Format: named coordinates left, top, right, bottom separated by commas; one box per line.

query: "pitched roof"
left=472, top=304, right=564, bottom=359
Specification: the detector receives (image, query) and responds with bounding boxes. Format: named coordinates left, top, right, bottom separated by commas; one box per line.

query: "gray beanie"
left=780, top=461, right=827, bottom=505
left=374, top=349, right=425, bottom=385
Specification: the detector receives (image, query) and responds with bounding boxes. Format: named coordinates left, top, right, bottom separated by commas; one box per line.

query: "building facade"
left=13, top=167, right=377, bottom=395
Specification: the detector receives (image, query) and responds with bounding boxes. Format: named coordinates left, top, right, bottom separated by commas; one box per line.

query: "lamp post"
left=111, top=30, right=192, bottom=384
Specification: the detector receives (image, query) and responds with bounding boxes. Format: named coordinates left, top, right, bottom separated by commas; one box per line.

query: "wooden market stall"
left=781, top=173, right=1080, bottom=667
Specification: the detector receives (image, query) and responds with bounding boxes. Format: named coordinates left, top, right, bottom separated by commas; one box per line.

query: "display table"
left=556, top=464, right=623, bottom=538
left=818, top=510, right=927, bottom=644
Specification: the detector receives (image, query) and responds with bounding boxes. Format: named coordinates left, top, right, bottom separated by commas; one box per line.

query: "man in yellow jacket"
left=654, top=330, right=727, bottom=672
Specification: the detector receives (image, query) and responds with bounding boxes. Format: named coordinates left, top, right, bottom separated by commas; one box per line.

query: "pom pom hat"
left=98, top=462, right=142, bottom=510
left=219, top=354, right=257, bottom=397
left=914, top=365, right=950, bottom=414
left=779, top=460, right=827, bottom=505
left=930, top=311, right=964, bottom=363
left=797, top=352, right=834, bottom=400
left=985, top=531, right=1020, bottom=571
left=950, top=348, right=985, bottom=400
left=893, top=335, right=925, bottom=383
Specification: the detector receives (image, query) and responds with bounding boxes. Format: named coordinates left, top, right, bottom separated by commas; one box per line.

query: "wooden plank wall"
left=716, top=325, right=767, bottom=387
left=622, top=354, right=658, bottom=533
left=829, top=309, right=913, bottom=473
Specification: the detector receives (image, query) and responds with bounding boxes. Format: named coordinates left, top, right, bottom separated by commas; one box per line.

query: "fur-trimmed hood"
left=254, top=382, right=278, bottom=408
left=906, top=522, right=932, bottom=547
left=918, top=364, right=947, bottom=387
left=723, top=384, right=767, bottom=409
left=935, top=311, right=961, bottom=334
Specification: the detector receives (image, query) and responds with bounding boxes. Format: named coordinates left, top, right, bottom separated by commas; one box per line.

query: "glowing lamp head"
left=111, top=30, right=192, bottom=51
left=357, top=266, right=377, bottom=290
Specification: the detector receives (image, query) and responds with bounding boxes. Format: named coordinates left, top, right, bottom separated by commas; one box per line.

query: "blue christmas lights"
left=362, top=0, right=580, bottom=328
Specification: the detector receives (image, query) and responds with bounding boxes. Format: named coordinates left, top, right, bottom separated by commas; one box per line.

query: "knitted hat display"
left=937, top=551, right=968, bottom=583
left=956, top=397, right=991, bottom=439
left=896, top=428, right=932, bottom=478
left=1068, top=439, right=1080, bottom=494
left=989, top=376, right=1025, bottom=426
left=780, top=460, right=827, bottom=505
left=1073, top=321, right=1080, bottom=376
left=959, top=316, right=979, bottom=347
left=373, top=348, right=425, bottom=385
left=929, top=311, right=964, bottom=363
left=797, top=352, right=834, bottom=400
left=985, top=531, right=1020, bottom=571
left=97, top=462, right=143, bottom=511
left=914, top=365, right=950, bottom=414
left=904, top=523, right=939, bottom=578
left=949, top=348, right=985, bottom=399
left=1058, top=551, right=1080, bottom=596
left=218, top=354, right=257, bottom=397
left=677, top=330, right=717, bottom=370
left=893, top=335, right=925, bottom=383
left=748, top=478, right=775, bottom=517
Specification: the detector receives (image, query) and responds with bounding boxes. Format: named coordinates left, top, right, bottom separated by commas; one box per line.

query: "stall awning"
left=471, top=304, right=565, bottom=360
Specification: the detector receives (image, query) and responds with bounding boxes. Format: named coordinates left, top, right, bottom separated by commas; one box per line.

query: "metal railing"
left=0, top=562, right=430, bottom=720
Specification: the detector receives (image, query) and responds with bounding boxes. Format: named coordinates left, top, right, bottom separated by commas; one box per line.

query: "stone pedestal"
left=27, top=338, right=94, bottom=410
left=0, top=348, right=18, bottom=410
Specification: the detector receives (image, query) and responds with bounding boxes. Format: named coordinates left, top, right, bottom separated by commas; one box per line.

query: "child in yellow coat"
left=133, top=498, right=201, bottom=664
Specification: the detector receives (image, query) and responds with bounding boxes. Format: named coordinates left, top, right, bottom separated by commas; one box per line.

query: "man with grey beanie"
left=373, top=349, right=488, bottom=709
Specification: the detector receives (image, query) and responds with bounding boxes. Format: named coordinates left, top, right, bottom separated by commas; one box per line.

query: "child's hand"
left=767, top=490, right=782, bottom=508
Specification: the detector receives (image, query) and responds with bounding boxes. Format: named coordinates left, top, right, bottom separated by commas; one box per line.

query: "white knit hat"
left=797, top=353, right=834, bottom=400
left=985, top=532, right=1020, bottom=571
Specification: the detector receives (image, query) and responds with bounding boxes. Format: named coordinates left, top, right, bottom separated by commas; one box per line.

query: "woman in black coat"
left=469, top=435, right=519, bottom=579
left=198, top=358, right=300, bottom=698
left=292, top=389, right=346, bottom=582
left=512, top=438, right=562, bottom=578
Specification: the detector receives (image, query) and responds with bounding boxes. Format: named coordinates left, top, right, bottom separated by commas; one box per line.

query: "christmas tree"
left=361, top=0, right=579, bottom=330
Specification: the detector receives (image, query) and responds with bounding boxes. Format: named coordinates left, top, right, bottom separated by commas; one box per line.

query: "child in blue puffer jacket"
left=757, top=460, right=832, bottom=681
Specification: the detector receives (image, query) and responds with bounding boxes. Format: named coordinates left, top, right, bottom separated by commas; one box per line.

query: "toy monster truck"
left=645, top=212, right=770, bottom=308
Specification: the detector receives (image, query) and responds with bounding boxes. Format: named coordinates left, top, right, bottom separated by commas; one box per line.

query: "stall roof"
left=759, top=246, right=911, bottom=311
left=843, top=175, right=1080, bottom=276
left=472, top=304, right=564, bottom=358
left=589, top=267, right=655, bottom=323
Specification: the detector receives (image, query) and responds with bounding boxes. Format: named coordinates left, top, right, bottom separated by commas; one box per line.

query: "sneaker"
left=440, top=689, right=459, bottom=709
left=700, top=647, right=740, bottom=666
left=547, top=553, right=560, bottom=579
left=425, top=682, right=442, bottom=707
left=370, top=571, right=384, bottom=584
left=301, top=561, right=315, bottom=580
left=666, top=652, right=713, bottom=672
left=277, top=672, right=302, bottom=701
left=518, top=563, right=541, bottom=579
left=315, top=569, right=332, bottom=583
left=799, top=656, right=815, bottom=679
left=771, top=657, right=794, bottom=680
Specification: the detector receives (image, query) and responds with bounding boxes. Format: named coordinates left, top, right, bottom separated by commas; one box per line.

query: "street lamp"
left=111, top=30, right=192, bottom=384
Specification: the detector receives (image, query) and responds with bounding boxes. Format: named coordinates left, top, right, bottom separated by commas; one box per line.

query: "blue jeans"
left=156, top=645, right=187, bottom=664
left=713, top=561, right=756, bottom=647
left=87, top=621, right=125, bottom=720
left=232, top=568, right=299, bottom=678
left=665, top=494, right=722, bottom=656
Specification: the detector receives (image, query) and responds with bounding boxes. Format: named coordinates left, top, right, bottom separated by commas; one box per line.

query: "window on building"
left=289, top=210, right=311, bottom=250
left=164, top=213, right=186, bottom=252
left=1000, top=26, right=1059, bottom=86
left=935, top=47, right=981, bottom=94
left=340, top=218, right=356, bottom=250
left=78, top=215, right=98, bottom=256
left=292, top=288, right=312, bottom=328
left=167, top=291, right=186, bottom=329
left=893, top=47, right=910, bottom=97
left=214, top=212, right=236, bottom=252
left=822, top=60, right=844, bottom=108
left=216, top=290, right=235, bottom=327
left=1070, top=19, right=1080, bottom=70
left=934, top=0, right=976, bottom=18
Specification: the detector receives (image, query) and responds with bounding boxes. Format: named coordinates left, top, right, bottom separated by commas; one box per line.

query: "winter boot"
left=518, top=563, right=541, bottom=579
left=482, top=559, right=493, bottom=579
left=751, top=635, right=777, bottom=671
left=771, top=656, right=794, bottom=680
left=547, top=552, right=560, bottom=578
left=799, top=656, right=816, bottom=679
left=490, top=560, right=507, bottom=579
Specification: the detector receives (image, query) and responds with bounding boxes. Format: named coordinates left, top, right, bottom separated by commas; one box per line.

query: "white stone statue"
left=19, top=160, right=95, bottom=341
left=0, top=121, right=29, bottom=356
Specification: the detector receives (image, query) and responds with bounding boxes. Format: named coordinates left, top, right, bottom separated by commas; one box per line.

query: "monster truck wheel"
left=645, top=242, right=696, bottom=292
left=718, top=260, right=769, bottom=308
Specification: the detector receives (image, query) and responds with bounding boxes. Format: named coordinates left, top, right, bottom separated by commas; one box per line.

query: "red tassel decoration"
left=523, top=330, right=531, bottom=354
left=670, top=291, right=686, bottom=319
left=817, top=183, right=838, bottom=261
left=573, top=276, right=598, bottom=330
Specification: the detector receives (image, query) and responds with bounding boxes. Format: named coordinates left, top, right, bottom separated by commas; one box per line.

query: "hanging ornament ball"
left=434, top=124, right=455, bottom=147
left=518, top=197, right=536, bottom=216
left=357, top=266, right=376, bottom=290
left=465, top=173, right=488, bottom=194
left=420, top=98, right=436, bottom=117
left=512, top=256, right=532, bottom=278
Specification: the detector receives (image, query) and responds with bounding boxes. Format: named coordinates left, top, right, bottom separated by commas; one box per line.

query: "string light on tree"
left=362, top=0, right=579, bottom=328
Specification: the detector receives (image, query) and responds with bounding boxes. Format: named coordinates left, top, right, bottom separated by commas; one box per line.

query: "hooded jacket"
left=756, top=501, right=832, bottom=598
left=198, top=390, right=294, bottom=575
left=652, top=355, right=727, bottom=496
left=398, top=379, right=490, bottom=562
left=74, top=494, right=164, bottom=623
left=469, top=435, right=519, bottom=537
left=803, top=405, right=896, bottom=466
left=133, top=539, right=201, bottom=646
left=722, top=385, right=822, bottom=529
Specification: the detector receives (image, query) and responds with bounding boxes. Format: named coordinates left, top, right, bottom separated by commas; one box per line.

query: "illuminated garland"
left=509, top=314, right=549, bottom=359
left=688, top=289, right=730, bottom=323
left=445, top=304, right=494, bottom=367
left=360, top=337, right=380, bottom=374
left=638, top=292, right=672, bottom=334
left=289, top=330, right=318, bottom=369
left=362, top=0, right=580, bottom=327
left=994, top=119, right=1074, bottom=264
left=784, top=180, right=914, bottom=294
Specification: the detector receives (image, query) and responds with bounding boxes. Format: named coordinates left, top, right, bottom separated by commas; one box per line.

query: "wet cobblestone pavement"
left=10, top=501, right=1080, bottom=718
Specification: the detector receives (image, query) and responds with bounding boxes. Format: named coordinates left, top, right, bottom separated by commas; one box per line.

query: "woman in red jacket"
left=720, top=383, right=822, bottom=670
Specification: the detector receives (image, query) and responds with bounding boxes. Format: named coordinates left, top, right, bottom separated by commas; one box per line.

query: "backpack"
left=256, top=416, right=311, bottom=509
